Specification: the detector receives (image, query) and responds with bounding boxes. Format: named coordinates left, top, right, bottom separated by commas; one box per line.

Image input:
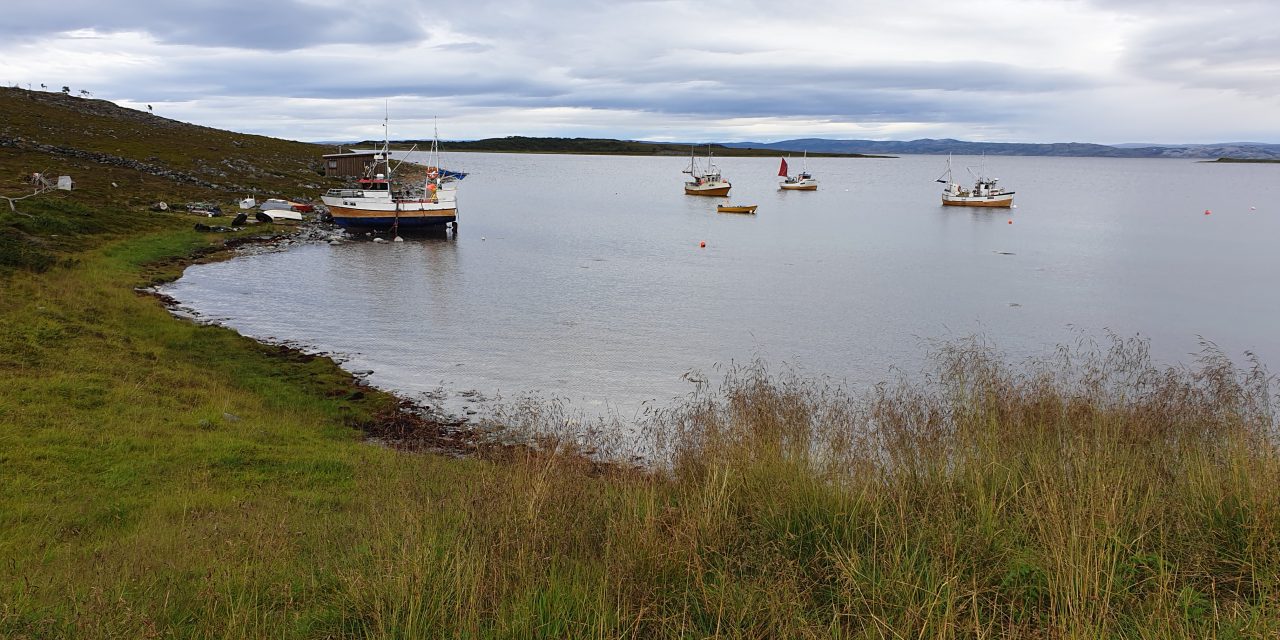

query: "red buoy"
left=699, top=241, right=706, bottom=248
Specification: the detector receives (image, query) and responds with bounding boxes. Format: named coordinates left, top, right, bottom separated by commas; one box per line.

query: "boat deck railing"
left=325, top=188, right=365, bottom=198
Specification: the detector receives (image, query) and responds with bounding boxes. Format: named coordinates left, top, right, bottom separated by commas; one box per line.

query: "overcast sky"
left=2, top=0, right=1278, bottom=144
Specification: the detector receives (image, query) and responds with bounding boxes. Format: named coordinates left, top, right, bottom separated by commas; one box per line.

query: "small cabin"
left=322, top=151, right=389, bottom=178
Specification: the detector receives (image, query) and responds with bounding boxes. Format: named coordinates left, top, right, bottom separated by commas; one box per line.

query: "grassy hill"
left=0, top=87, right=334, bottom=211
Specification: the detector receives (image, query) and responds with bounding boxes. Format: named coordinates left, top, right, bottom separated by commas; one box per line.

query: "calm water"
left=162, top=153, right=1280, bottom=417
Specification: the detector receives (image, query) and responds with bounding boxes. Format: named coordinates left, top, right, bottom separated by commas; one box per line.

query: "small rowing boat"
left=717, top=204, right=757, bottom=214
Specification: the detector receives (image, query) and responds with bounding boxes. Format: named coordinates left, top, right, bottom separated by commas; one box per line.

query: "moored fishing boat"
left=937, top=154, right=1014, bottom=207
left=321, top=117, right=462, bottom=232
left=683, top=145, right=731, bottom=196
left=778, top=152, right=818, bottom=190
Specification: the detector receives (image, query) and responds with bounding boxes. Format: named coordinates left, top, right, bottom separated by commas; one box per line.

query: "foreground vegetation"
left=4, top=206, right=1278, bottom=638
left=3, top=87, right=1279, bottom=638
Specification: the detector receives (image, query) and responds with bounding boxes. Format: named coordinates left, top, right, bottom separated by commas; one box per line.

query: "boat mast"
left=381, top=101, right=390, bottom=178
left=936, top=153, right=954, bottom=185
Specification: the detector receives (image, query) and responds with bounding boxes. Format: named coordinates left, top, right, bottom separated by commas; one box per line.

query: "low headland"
left=3, top=87, right=1279, bottom=638
left=1210, top=157, right=1280, bottom=163
left=376, top=136, right=890, bottom=158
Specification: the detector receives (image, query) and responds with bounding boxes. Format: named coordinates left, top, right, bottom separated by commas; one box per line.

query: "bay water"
left=161, top=153, right=1280, bottom=418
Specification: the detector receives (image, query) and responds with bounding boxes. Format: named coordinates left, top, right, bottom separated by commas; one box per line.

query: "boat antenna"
left=432, top=116, right=440, bottom=174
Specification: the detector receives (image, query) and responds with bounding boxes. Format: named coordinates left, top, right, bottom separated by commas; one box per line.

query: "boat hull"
left=685, top=184, right=731, bottom=196
left=717, top=205, right=757, bottom=214
left=327, top=205, right=457, bottom=228
left=255, top=211, right=304, bottom=224
left=780, top=182, right=818, bottom=191
left=941, top=195, right=1014, bottom=208
left=322, top=189, right=458, bottom=228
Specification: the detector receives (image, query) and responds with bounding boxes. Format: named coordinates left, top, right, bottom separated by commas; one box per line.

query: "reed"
left=320, top=335, right=1280, bottom=638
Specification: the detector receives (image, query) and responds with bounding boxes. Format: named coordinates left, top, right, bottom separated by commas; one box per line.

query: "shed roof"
left=322, top=151, right=379, bottom=159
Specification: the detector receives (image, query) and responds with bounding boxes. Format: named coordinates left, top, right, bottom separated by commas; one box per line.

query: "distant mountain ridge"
left=722, top=138, right=1280, bottom=160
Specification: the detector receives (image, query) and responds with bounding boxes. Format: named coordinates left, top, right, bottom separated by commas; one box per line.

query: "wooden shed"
left=322, top=151, right=388, bottom=178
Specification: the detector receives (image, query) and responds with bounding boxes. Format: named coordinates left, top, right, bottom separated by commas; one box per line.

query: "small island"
left=1211, top=157, right=1280, bottom=163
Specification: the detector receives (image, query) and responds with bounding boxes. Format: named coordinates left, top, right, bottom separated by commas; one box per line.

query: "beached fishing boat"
left=778, top=153, right=818, bottom=190
left=320, top=117, right=462, bottom=232
left=683, top=145, right=732, bottom=196
left=936, top=154, right=1014, bottom=207
left=716, top=204, right=757, bottom=214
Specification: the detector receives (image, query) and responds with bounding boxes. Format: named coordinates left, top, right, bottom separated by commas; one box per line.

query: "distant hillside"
left=722, top=138, right=1280, bottom=160
left=0, top=87, right=337, bottom=210
left=386, top=136, right=886, bottom=158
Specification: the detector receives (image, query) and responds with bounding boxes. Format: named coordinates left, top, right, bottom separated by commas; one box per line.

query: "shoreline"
left=143, top=220, right=492, bottom=456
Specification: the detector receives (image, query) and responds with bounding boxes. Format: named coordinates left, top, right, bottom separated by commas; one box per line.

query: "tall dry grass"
left=343, top=335, right=1278, bottom=638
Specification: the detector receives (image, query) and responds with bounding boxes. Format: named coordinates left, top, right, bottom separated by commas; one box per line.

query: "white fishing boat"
left=937, top=154, right=1014, bottom=207
left=320, top=116, right=463, bottom=232
left=778, top=152, right=818, bottom=190
left=683, top=145, right=731, bottom=196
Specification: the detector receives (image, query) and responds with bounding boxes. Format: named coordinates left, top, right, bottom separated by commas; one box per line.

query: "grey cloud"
left=9, top=0, right=1278, bottom=143
left=570, top=59, right=1096, bottom=94
left=1118, top=7, right=1280, bottom=94
left=0, top=1, right=426, bottom=50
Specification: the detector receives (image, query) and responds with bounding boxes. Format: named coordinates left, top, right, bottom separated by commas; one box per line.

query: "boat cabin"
left=358, top=177, right=392, bottom=192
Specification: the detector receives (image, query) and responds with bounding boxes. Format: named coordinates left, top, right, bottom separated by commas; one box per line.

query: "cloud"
left=0, top=0, right=1276, bottom=143
left=0, top=0, right=428, bottom=50
left=1116, top=6, right=1280, bottom=96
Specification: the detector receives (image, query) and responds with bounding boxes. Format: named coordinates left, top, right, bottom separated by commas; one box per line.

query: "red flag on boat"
left=778, top=158, right=789, bottom=177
